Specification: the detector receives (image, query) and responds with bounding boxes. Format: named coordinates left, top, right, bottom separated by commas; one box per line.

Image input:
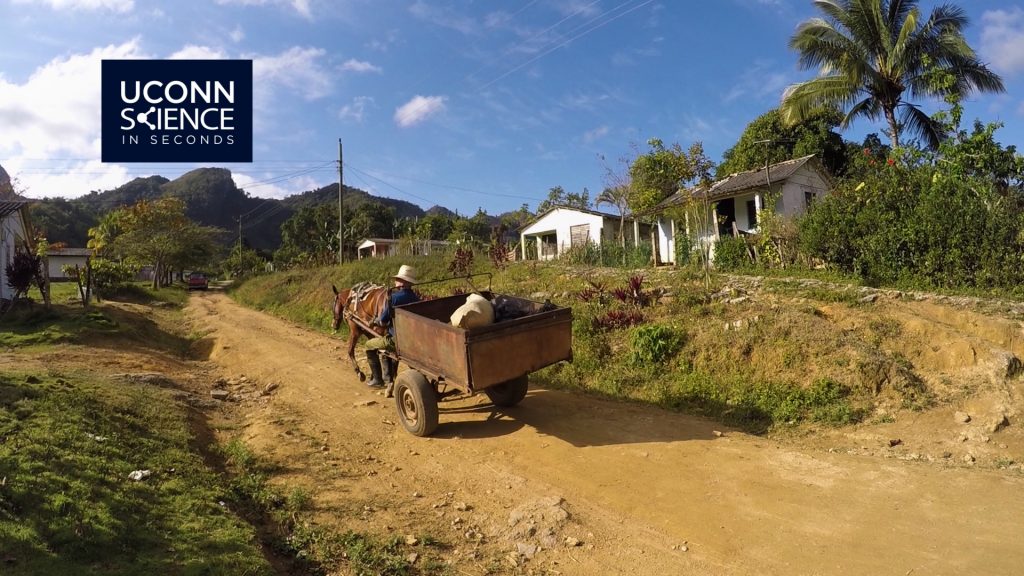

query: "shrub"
left=713, top=235, right=751, bottom=271
left=799, top=151, right=1024, bottom=289
left=628, top=324, right=682, bottom=366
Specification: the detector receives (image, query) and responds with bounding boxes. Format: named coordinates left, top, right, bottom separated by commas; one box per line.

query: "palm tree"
left=781, top=0, right=1004, bottom=149
left=596, top=185, right=631, bottom=246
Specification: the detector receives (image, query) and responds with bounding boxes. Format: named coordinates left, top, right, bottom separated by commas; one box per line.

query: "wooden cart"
left=389, top=291, right=573, bottom=436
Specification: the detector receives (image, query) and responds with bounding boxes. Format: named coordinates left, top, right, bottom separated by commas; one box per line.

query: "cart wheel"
left=484, top=375, right=529, bottom=407
left=394, top=370, right=439, bottom=437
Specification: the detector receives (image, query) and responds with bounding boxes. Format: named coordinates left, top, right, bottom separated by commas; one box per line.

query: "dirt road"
left=187, top=292, right=1024, bottom=575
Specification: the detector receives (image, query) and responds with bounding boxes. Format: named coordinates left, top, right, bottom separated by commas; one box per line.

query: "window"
left=804, top=189, right=817, bottom=208
left=570, top=224, right=590, bottom=247
left=746, top=199, right=758, bottom=229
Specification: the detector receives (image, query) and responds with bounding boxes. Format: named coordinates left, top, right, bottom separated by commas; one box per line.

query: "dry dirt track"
left=187, top=292, right=1024, bottom=576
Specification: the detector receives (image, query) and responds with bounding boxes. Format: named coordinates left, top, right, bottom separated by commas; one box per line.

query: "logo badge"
left=102, top=59, right=253, bottom=162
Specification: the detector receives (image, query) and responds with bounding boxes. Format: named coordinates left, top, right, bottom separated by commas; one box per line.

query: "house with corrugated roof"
left=653, top=155, right=833, bottom=264
left=0, top=178, right=34, bottom=302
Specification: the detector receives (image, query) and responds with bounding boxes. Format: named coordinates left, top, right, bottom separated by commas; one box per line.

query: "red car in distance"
left=187, top=271, right=209, bottom=291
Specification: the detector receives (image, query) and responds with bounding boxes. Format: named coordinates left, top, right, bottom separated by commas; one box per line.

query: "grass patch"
left=1, top=283, right=193, bottom=355
left=0, top=370, right=271, bottom=575
left=220, top=440, right=448, bottom=575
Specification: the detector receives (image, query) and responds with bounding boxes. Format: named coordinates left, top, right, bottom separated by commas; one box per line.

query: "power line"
left=478, top=0, right=657, bottom=91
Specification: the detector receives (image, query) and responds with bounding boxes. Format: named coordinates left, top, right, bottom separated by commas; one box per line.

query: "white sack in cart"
left=450, top=293, right=494, bottom=329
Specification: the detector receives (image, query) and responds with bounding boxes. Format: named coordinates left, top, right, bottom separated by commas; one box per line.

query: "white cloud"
left=13, top=0, right=133, bottom=12
left=582, top=125, right=609, bottom=144
left=230, top=26, right=245, bottom=43
left=0, top=39, right=147, bottom=197
left=561, top=91, right=611, bottom=112
left=232, top=170, right=319, bottom=200
left=169, top=45, right=228, bottom=60
left=554, top=0, right=602, bottom=19
left=253, top=46, right=331, bottom=101
left=0, top=39, right=144, bottom=160
left=981, top=8, right=1024, bottom=76
left=339, top=96, right=375, bottom=123
left=215, top=0, right=311, bottom=19
left=341, top=59, right=382, bottom=74
left=409, top=0, right=478, bottom=35
left=394, top=95, right=447, bottom=128
left=724, top=62, right=791, bottom=104
left=366, top=30, right=400, bottom=52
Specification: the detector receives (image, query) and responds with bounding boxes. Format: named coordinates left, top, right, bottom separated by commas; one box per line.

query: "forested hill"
left=281, top=183, right=425, bottom=220
left=28, top=168, right=430, bottom=252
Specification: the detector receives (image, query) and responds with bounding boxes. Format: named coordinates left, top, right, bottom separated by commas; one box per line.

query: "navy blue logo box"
left=102, top=60, right=253, bottom=162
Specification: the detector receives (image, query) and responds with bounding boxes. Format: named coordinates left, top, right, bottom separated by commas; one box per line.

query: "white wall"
left=48, top=255, right=89, bottom=279
left=779, top=167, right=829, bottom=217
left=521, top=208, right=609, bottom=260
left=0, top=210, right=28, bottom=300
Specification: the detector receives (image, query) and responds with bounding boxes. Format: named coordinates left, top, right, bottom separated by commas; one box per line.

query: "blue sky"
left=1, top=0, right=1022, bottom=216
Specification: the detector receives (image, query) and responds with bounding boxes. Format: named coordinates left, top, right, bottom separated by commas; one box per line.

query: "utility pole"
left=338, top=138, right=344, bottom=264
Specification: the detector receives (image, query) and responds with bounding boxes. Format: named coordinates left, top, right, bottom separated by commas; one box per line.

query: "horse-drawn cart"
left=389, top=292, right=573, bottom=436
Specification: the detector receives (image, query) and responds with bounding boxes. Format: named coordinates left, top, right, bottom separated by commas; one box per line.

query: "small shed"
left=47, top=247, right=93, bottom=280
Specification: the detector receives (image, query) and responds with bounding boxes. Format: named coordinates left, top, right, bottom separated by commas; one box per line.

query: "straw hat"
left=393, top=264, right=417, bottom=284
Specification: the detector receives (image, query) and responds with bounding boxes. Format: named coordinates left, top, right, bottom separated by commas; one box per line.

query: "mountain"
left=282, top=183, right=425, bottom=220
left=27, top=168, right=436, bottom=252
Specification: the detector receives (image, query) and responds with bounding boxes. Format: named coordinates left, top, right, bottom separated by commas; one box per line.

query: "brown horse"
left=331, top=283, right=389, bottom=381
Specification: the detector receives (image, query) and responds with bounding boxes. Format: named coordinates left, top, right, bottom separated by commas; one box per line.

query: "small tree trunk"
left=73, top=264, right=88, bottom=308
left=885, top=106, right=900, bottom=149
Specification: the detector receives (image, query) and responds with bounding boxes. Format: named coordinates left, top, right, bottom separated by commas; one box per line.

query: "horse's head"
left=331, top=284, right=348, bottom=332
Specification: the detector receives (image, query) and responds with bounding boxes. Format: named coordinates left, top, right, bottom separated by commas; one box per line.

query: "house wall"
left=778, top=167, right=829, bottom=217
left=48, top=255, right=90, bottom=280
left=0, top=210, right=28, bottom=300
left=521, top=209, right=608, bottom=260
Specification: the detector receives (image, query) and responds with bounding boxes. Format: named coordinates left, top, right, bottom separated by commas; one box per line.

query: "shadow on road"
left=433, top=388, right=719, bottom=447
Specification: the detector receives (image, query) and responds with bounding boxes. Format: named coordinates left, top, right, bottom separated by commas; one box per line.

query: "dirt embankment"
left=178, top=289, right=1024, bottom=576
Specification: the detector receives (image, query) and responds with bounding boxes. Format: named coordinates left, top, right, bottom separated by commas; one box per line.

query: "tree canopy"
left=96, top=197, right=221, bottom=288
left=536, top=186, right=591, bottom=214
left=717, top=107, right=850, bottom=177
left=628, top=139, right=714, bottom=214
left=781, top=0, right=1004, bottom=149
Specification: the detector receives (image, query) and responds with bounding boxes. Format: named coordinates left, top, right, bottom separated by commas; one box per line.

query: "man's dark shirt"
left=379, top=286, right=419, bottom=337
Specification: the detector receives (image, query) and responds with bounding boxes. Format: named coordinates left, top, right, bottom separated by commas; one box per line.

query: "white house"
left=47, top=247, right=93, bottom=280
left=357, top=237, right=450, bottom=259
left=654, top=155, right=833, bottom=264
left=519, top=206, right=650, bottom=261
left=0, top=194, right=32, bottom=302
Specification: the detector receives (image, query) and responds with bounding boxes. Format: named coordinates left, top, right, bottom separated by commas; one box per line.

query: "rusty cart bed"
left=389, top=292, right=572, bottom=436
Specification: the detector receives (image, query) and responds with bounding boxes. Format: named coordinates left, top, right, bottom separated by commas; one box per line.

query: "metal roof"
left=0, top=200, right=30, bottom=218
left=655, top=155, right=824, bottom=211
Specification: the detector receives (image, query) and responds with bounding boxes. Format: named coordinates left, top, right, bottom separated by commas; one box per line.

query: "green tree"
left=347, top=202, right=396, bottom=243
left=277, top=203, right=338, bottom=266
left=104, top=197, right=220, bottom=288
left=717, top=107, right=849, bottom=177
left=536, top=186, right=591, bottom=213
left=222, top=244, right=266, bottom=279
left=449, top=208, right=492, bottom=245
left=781, top=0, right=1004, bottom=149
left=628, top=139, right=714, bottom=215
left=416, top=213, right=454, bottom=241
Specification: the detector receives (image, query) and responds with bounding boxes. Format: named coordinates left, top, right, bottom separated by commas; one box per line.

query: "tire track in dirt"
left=188, top=292, right=1024, bottom=575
